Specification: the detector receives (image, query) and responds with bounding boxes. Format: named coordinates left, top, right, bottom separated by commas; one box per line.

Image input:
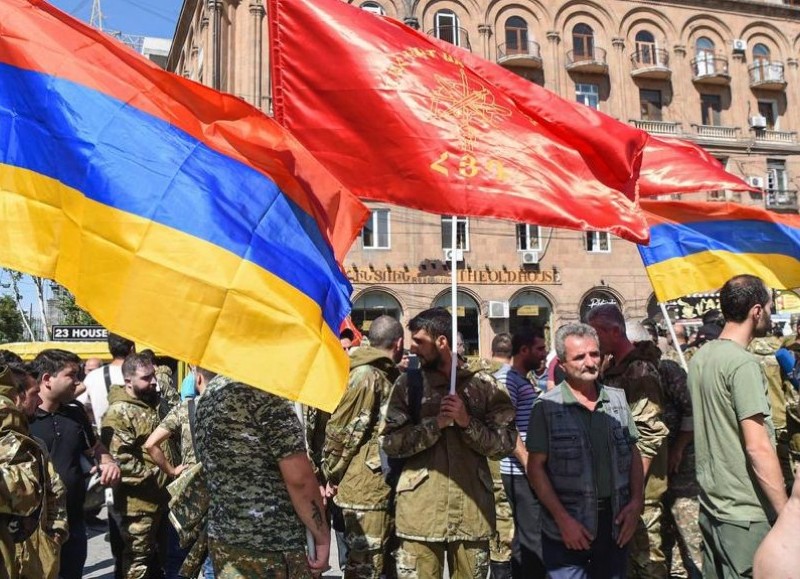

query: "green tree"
left=0, top=295, right=25, bottom=344
left=56, top=289, right=97, bottom=325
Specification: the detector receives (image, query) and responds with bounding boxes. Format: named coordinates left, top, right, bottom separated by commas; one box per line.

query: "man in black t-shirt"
left=29, top=349, right=121, bottom=579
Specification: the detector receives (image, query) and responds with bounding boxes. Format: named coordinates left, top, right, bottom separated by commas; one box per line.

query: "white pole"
left=660, top=302, right=688, bottom=371
left=450, top=216, right=458, bottom=395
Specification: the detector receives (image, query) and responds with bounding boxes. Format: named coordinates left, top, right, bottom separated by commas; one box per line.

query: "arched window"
left=753, top=43, right=770, bottom=63
left=509, top=290, right=552, bottom=339
left=433, top=290, right=480, bottom=356
left=635, top=30, right=656, bottom=65
left=434, top=9, right=460, bottom=46
left=351, top=291, right=402, bottom=333
left=505, top=16, right=528, bottom=54
left=572, top=23, right=595, bottom=60
left=695, top=36, right=716, bottom=75
left=360, top=2, right=384, bottom=15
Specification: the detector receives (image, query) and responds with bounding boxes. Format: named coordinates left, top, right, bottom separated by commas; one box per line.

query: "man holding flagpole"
left=380, top=307, right=516, bottom=579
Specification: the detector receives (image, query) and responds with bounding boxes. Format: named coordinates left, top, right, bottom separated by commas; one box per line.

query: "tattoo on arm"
left=311, top=501, right=325, bottom=531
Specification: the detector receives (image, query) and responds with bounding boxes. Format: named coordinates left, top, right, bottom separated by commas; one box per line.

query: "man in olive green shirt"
left=688, top=274, right=788, bottom=578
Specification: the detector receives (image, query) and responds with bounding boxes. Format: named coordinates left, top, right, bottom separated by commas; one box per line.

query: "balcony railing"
left=426, top=26, right=472, bottom=51
left=630, top=48, right=671, bottom=79
left=496, top=41, right=542, bottom=68
left=754, top=129, right=797, bottom=143
left=691, top=124, right=739, bottom=140
left=565, top=47, right=608, bottom=73
left=630, top=119, right=681, bottom=135
left=749, top=61, right=787, bottom=90
left=691, top=55, right=731, bottom=84
left=766, top=189, right=799, bottom=212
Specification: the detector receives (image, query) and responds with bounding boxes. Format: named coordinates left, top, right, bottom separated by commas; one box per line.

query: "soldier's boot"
left=489, top=560, right=512, bottom=579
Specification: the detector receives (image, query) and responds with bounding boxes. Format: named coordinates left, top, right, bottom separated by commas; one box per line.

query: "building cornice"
left=639, top=0, right=800, bottom=19
left=167, top=0, right=201, bottom=72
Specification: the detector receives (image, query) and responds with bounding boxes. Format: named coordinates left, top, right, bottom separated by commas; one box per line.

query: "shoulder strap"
left=407, top=368, right=423, bottom=425
left=103, top=365, right=112, bottom=392
left=187, top=398, right=197, bottom=450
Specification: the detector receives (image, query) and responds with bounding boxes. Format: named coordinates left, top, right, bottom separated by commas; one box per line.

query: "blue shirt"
left=494, top=365, right=538, bottom=476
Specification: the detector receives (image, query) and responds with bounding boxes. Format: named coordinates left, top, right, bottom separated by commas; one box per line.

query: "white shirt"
left=77, top=363, right=124, bottom=426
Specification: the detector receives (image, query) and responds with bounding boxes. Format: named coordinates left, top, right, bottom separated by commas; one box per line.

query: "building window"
left=700, top=94, right=721, bottom=126
left=753, top=43, right=770, bottom=63
left=639, top=89, right=662, bottom=121
left=360, top=2, right=385, bottom=15
left=576, top=83, right=599, bottom=110
left=351, top=290, right=402, bottom=333
left=767, top=159, right=787, bottom=192
left=505, top=16, right=528, bottom=54
left=432, top=290, right=480, bottom=356
left=516, top=224, right=542, bottom=251
left=695, top=36, right=716, bottom=75
left=434, top=10, right=459, bottom=46
left=758, top=100, right=778, bottom=129
left=572, top=23, right=595, bottom=60
left=509, top=290, right=552, bottom=339
left=586, top=231, right=611, bottom=253
left=441, top=216, right=469, bottom=250
left=635, top=30, right=657, bottom=65
left=362, top=209, right=390, bottom=249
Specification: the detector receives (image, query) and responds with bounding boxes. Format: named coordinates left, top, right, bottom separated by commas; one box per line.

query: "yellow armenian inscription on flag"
left=384, top=48, right=512, bottom=184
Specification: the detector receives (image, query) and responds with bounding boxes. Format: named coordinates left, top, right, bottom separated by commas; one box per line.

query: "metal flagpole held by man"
left=659, top=303, right=688, bottom=371
left=450, top=215, right=458, bottom=395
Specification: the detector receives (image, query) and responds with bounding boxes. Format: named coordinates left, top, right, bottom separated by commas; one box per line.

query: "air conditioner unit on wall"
left=749, top=115, right=768, bottom=129
left=732, top=39, right=747, bottom=53
left=521, top=250, right=540, bottom=265
left=747, top=175, right=765, bottom=189
left=488, top=301, right=510, bottom=319
left=443, top=248, right=464, bottom=262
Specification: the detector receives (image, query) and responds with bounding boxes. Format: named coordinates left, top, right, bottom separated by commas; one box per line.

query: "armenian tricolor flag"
left=639, top=200, right=800, bottom=303
left=0, top=0, right=369, bottom=410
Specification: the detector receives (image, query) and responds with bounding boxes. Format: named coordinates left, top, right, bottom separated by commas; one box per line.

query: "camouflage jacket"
left=659, top=360, right=692, bottom=439
left=156, top=365, right=180, bottom=413
left=380, top=367, right=516, bottom=541
left=602, top=342, right=669, bottom=500
left=0, top=386, right=44, bottom=579
left=159, top=399, right=197, bottom=467
left=750, top=336, right=796, bottom=431
left=101, top=386, right=171, bottom=515
left=304, top=405, right=330, bottom=484
left=323, top=347, right=399, bottom=510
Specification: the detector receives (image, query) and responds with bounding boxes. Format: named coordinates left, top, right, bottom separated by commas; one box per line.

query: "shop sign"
left=51, top=325, right=108, bottom=341
left=663, top=294, right=721, bottom=321
left=347, top=267, right=561, bottom=285
left=444, top=306, right=467, bottom=317
left=579, top=291, right=619, bottom=321
left=516, top=305, right=540, bottom=316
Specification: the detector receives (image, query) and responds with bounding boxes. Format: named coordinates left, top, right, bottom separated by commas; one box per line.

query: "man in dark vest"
left=527, top=322, right=644, bottom=578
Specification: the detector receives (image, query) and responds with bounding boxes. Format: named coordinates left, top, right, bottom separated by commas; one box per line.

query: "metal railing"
left=426, top=26, right=472, bottom=51
left=690, top=54, right=729, bottom=78
left=630, top=119, right=681, bottom=135
left=496, top=41, right=541, bottom=62
left=630, top=47, right=670, bottom=69
left=691, top=124, right=739, bottom=139
left=749, top=61, right=786, bottom=85
left=754, top=129, right=797, bottom=143
left=766, top=190, right=799, bottom=211
left=566, top=47, right=607, bottom=65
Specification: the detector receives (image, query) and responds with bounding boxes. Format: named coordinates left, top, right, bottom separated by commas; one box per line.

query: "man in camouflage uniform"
left=194, top=368, right=330, bottom=578
left=0, top=365, right=46, bottom=579
left=587, top=305, right=669, bottom=579
left=102, top=353, right=173, bottom=579
left=323, top=315, right=404, bottom=579
left=380, top=308, right=517, bottom=579
left=628, top=322, right=702, bottom=578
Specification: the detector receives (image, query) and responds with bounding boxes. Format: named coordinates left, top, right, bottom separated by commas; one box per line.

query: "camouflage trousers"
left=341, top=508, right=395, bottom=579
left=117, top=511, right=168, bottom=579
left=628, top=501, right=668, bottom=579
left=207, top=539, right=311, bottom=579
left=662, top=492, right=702, bottom=579
left=488, top=460, right=513, bottom=564
left=395, top=538, right=489, bottom=579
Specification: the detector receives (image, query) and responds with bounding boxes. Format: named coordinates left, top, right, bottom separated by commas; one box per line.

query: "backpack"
left=380, top=367, right=423, bottom=487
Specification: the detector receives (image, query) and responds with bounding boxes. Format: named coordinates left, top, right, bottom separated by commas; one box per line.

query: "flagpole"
left=659, top=302, right=688, bottom=371
left=450, top=215, right=458, bottom=395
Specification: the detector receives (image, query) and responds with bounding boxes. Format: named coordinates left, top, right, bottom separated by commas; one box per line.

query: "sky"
left=49, top=0, right=183, bottom=39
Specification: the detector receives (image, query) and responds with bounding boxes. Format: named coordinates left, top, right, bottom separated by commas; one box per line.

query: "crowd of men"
left=2, top=273, right=800, bottom=578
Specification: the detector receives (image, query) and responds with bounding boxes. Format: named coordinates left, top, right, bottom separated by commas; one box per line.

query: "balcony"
left=565, top=47, right=608, bottom=74
left=426, top=26, right=472, bottom=52
left=630, top=119, right=681, bottom=135
left=754, top=129, right=797, bottom=144
left=691, top=55, right=731, bottom=85
left=749, top=61, right=787, bottom=90
left=496, top=41, right=542, bottom=69
left=766, top=190, right=799, bottom=212
left=691, top=124, right=740, bottom=140
left=630, top=48, right=671, bottom=80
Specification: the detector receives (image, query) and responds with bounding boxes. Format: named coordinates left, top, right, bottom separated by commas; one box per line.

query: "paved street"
left=84, top=508, right=344, bottom=578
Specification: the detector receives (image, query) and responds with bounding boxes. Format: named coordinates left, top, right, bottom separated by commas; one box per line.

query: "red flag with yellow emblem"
left=268, top=0, right=651, bottom=243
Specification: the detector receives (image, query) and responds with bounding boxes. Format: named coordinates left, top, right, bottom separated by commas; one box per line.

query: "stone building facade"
left=167, top=0, right=800, bottom=355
